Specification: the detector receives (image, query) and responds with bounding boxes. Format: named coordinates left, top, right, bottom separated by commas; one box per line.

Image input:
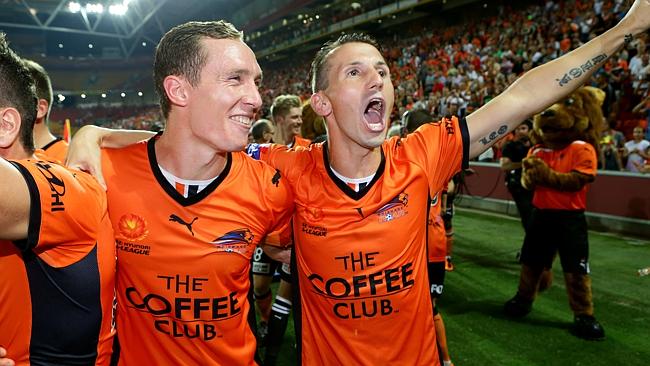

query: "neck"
left=155, top=122, right=227, bottom=180
left=1, top=144, right=33, bottom=161
left=275, top=128, right=294, bottom=146
left=327, top=137, right=381, bottom=179
left=33, top=120, right=58, bottom=149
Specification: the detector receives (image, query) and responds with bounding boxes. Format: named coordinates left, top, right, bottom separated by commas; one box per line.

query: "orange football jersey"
left=250, top=116, right=468, bottom=365
left=101, top=137, right=294, bottom=365
left=528, top=141, right=597, bottom=210
left=263, top=135, right=311, bottom=246
left=0, top=159, right=115, bottom=366
left=40, top=138, right=68, bottom=163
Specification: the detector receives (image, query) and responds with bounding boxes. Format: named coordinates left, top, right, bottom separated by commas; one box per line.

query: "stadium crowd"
left=48, top=0, right=650, bottom=172
left=257, top=0, right=650, bottom=171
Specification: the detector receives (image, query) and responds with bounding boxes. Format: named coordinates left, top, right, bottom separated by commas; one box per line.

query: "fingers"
left=0, top=347, right=15, bottom=366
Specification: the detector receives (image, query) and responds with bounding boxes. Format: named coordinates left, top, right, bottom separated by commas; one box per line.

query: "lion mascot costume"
left=504, top=86, right=605, bottom=341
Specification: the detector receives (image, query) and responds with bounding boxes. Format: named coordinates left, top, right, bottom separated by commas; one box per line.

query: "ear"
left=583, top=86, right=606, bottom=107
left=310, top=92, right=332, bottom=117
left=163, top=75, right=189, bottom=109
left=35, top=98, right=49, bottom=122
left=0, top=108, right=22, bottom=149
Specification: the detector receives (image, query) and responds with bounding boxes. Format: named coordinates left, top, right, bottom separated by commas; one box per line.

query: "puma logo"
left=272, top=169, right=281, bottom=187
left=169, top=214, right=198, bottom=236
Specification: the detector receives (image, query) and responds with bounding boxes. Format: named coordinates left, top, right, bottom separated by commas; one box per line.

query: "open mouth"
left=363, top=98, right=385, bottom=132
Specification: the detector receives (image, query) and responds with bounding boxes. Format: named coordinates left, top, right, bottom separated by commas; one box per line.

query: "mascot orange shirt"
left=528, top=141, right=597, bottom=210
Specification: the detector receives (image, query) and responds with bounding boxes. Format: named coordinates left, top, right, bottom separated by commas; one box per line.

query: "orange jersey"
left=251, top=116, right=468, bottom=365
left=0, top=159, right=115, bottom=366
left=428, top=191, right=447, bottom=262
left=262, top=135, right=310, bottom=246
left=529, top=141, right=597, bottom=210
left=40, top=138, right=68, bottom=163
left=101, top=137, right=294, bottom=366
left=291, top=136, right=311, bottom=148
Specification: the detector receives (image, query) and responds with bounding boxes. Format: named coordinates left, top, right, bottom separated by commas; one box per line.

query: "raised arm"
left=66, top=125, right=155, bottom=188
left=0, top=159, right=30, bottom=241
left=466, top=0, right=650, bottom=158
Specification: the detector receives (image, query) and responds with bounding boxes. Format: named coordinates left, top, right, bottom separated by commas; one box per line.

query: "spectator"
left=623, top=126, right=650, bottom=172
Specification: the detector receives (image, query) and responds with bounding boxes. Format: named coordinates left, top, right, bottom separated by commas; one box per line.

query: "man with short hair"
left=69, top=21, right=294, bottom=365
left=623, top=126, right=650, bottom=172
left=0, top=33, right=115, bottom=366
left=270, top=94, right=308, bottom=147
left=501, top=120, right=534, bottom=230
left=251, top=119, right=275, bottom=143
left=22, top=59, right=68, bottom=162
left=250, top=4, right=650, bottom=357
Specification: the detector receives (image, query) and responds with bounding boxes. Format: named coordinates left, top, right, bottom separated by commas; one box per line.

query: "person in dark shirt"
left=500, top=120, right=534, bottom=231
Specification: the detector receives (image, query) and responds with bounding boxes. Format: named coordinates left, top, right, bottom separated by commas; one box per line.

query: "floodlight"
left=86, top=3, right=104, bottom=14
left=68, top=2, right=81, bottom=13
left=109, top=4, right=127, bottom=15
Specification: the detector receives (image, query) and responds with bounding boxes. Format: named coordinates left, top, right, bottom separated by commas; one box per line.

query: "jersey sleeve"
left=400, top=116, right=469, bottom=194
left=247, top=143, right=295, bottom=172
left=257, top=164, right=295, bottom=248
left=571, top=143, right=597, bottom=177
left=10, top=160, right=108, bottom=265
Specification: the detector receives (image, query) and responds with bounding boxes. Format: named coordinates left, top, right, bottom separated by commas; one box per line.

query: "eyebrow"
left=344, top=60, right=388, bottom=68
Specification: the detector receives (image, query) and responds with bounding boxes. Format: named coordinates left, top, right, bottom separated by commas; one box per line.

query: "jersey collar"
left=322, top=141, right=385, bottom=201
left=147, top=133, right=232, bottom=207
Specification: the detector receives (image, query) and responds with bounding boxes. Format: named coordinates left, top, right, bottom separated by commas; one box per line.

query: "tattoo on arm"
left=479, top=125, right=508, bottom=145
left=625, top=33, right=633, bottom=45
left=555, top=53, right=608, bottom=87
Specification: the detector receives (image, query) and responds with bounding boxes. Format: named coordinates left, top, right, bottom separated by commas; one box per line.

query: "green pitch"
left=265, top=208, right=650, bottom=365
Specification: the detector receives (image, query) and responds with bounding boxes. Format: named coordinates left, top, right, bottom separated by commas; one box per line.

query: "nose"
left=369, top=69, right=384, bottom=90
left=541, top=109, right=555, bottom=118
left=243, top=83, right=263, bottom=110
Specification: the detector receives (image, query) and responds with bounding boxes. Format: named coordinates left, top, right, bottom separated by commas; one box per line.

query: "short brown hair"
left=153, top=20, right=243, bottom=118
left=0, top=33, right=37, bottom=153
left=271, top=94, right=301, bottom=120
left=22, top=59, right=53, bottom=120
left=309, top=33, right=380, bottom=93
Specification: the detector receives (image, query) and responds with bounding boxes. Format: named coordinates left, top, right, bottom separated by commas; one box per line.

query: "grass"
left=263, top=208, right=650, bottom=365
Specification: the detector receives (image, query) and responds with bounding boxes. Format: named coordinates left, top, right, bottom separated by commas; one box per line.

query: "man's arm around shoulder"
left=0, top=159, right=30, bottom=241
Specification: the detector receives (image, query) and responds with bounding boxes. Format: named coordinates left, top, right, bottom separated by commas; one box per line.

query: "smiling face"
left=185, top=38, right=262, bottom=152
left=276, top=106, right=303, bottom=141
left=317, top=42, right=394, bottom=149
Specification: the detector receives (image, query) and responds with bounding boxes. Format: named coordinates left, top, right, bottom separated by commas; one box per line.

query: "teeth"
left=232, top=116, right=252, bottom=126
left=368, top=99, right=383, bottom=111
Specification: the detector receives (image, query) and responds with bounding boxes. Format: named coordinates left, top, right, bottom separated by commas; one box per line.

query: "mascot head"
left=531, top=86, right=606, bottom=151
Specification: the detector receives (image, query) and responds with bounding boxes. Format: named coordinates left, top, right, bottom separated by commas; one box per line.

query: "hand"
left=261, top=245, right=292, bottom=264
left=65, top=125, right=106, bottom=189
left=0, top=347, right=15, bottom=366
left=619, top=0, right=650, bottom=36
